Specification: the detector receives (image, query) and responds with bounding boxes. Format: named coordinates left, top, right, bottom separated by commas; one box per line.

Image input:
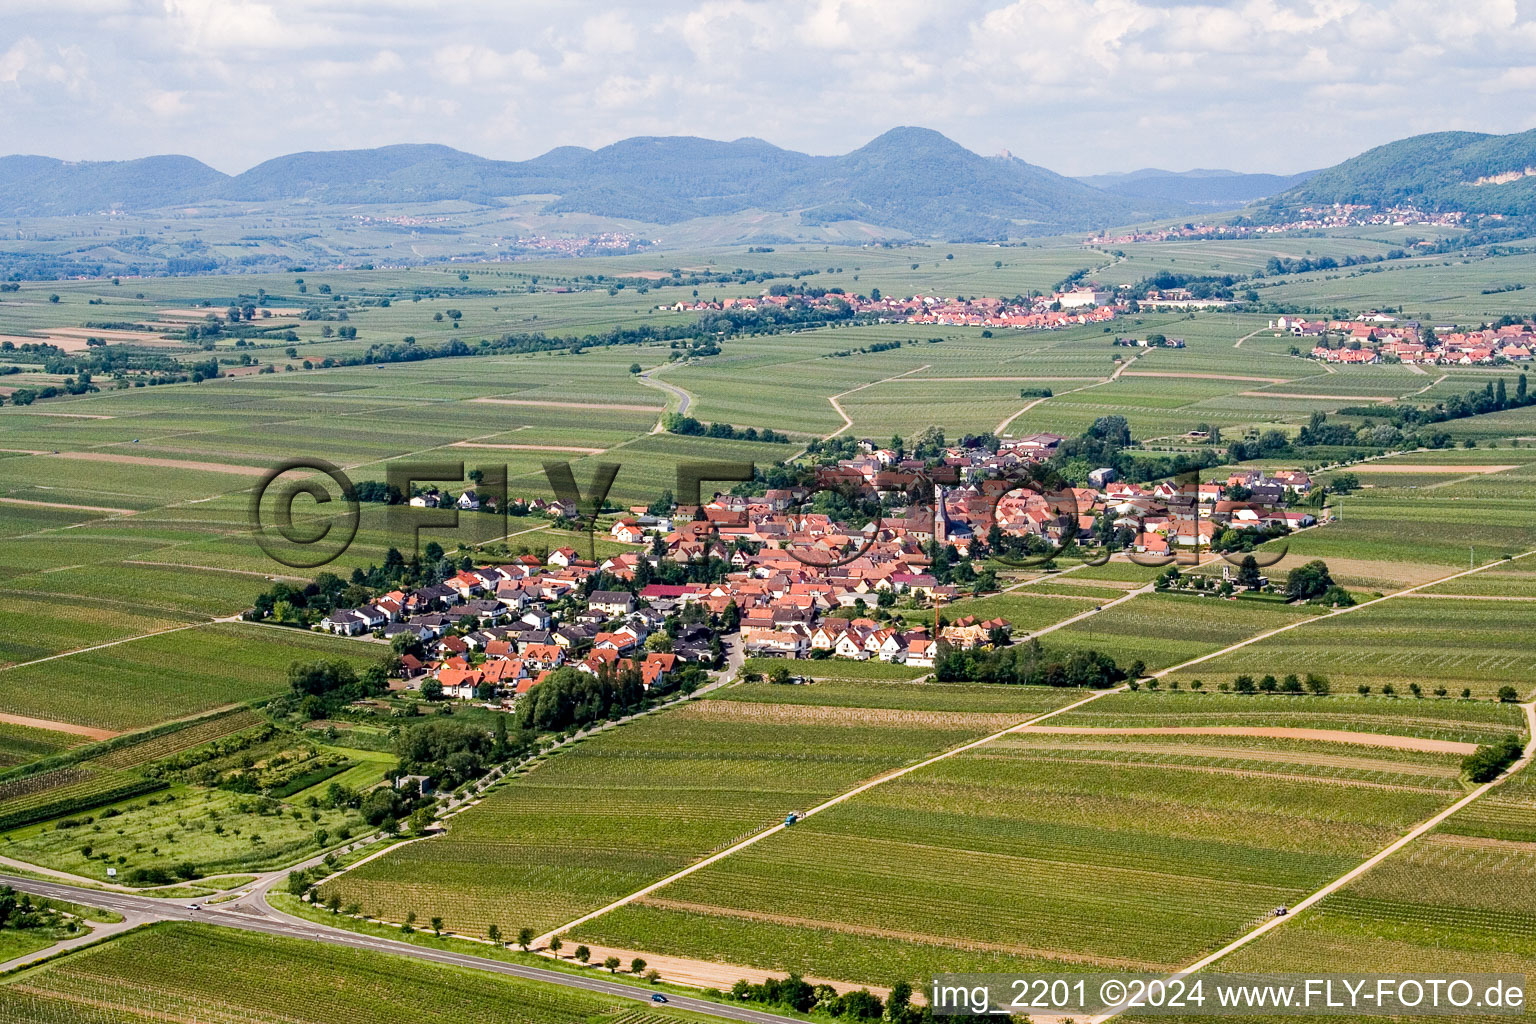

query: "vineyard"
left=321, top=687, right=1081, bottom=938
left=1176, top=825, right=1536, bottom=1024
left=1159, top=597, right=1536, bottom=701
left=0, top=767, right=165, bottom=832
left=0, top=722, right=81, bottom=770
left=1050, top=690, right=1529, bottom=745
left=0, top=923, right=705, bottom=1024
left=572, top=729, right=1464, bottom=988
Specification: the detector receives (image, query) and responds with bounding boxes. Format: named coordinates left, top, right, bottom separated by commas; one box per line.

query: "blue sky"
left=4, top=0, right=1536, bottom=175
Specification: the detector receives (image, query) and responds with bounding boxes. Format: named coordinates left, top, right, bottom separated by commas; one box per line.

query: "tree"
left=604, top=956, right=621, bottom=973
left=574, top=944, right=590, bottom=963
left=1284, top=560, right=1335, bottom=601
left=517, top=926, right=534, bottom=950
left=1280, top=674, right=1304, bottom=694
left=631, top=957, right=647, bottom=975
left=1409, top=682, right=1423, bottom=698
left=1236, top=555, right=1263, bottom=590
left=1233, top=674, right=1257, bottom=694
left=549, top=935, right=563, bottom=954
left=1498, top=685, right=1520, bottom=702
left=326, top=893, right=341, bottom=914
left=1305, top=673, right=1331, bottom=696
left=403, top=910, right=417, bottom=934
left=420, top=679, right=444, bottom=702
left=1259, top=674, right=1279, bottom=693
left=430, top=916, right=443, bottom=937
left=408, top=807, right=433, bottom=835
left=1358, top=684, right=1371, bottom=696
left=488, top=923, right=502, bottom=945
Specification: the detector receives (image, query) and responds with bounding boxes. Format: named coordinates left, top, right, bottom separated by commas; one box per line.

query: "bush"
left=1463, top=734, right=1524, bottom=783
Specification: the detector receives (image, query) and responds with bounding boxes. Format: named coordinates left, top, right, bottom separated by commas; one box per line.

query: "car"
left=651, top=994, right=669, bottom=1004
left=1273, top=906, right=1288, bottom=917
left=186, top=904, right=201, bottom=911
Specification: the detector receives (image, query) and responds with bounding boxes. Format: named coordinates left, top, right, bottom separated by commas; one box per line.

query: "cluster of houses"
left=661, top=287, right=1123, bottom=329
left=1276, top=315, right=1536, bottom=365
left=317, top=556, right=714, bottom=704
left=1091, top=205, right=1467, bottom=245
left=308, top=433, right=1321, bottom=684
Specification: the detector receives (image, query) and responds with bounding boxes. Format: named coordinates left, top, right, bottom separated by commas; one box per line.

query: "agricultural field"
left=320, top=683, right=1089, bottom=938
left=569, top=714, right=1473, bottom=989
left=1161, top=596, right=1536, bottom=700
left=1049, top=690, right=1528, bottom=745
left=0, top=782, right=362, bottom=881
left=0, top=922, right=712, bottom=1024
left=1143, top=780, right=1536, bottom=1024
left=0, top=706, right=372, bottom=882
left=1045, top=591, right=1320, bottom=672
left=0, top=622, right=383, bottom=733
left=0, top=721, right=82, bottom=770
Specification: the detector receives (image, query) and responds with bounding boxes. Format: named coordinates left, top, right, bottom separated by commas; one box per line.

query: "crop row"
left=0, top=767, right=166, bottom=832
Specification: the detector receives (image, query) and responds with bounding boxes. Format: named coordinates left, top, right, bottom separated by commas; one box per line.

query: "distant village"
left=1091, top=203, right=1472, bottom=244
left=662, top=286, right=1124, bottom=329
left=298, top=433, right=1319, bottom=707
left=1273, top=315, right=1536, bottom=365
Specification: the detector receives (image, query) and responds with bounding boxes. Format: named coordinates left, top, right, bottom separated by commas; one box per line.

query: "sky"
left=4, top=0, right=1536, bottom=177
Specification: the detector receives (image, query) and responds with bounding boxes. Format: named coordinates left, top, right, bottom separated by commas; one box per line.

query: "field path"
left=824, top=365, right=930, bottom=440
left=1232, top=326, right=1270, bottom=348
left=1088, top=700, right=1536, bottom=1024
left=0, top=496, right=137, bottom=515
left=541, top=941, right=885, bottom=1002
left=1019, top=725, right=1478, bottom=755
left=533, top=683, right=1125, bottom=947
left=0, top=714, right=117, bottom=740
left=995, top=354, right=1138, bottom=436
left=1024, top=579, right=1158, bottom=639
left=45, top=451, right=265, bottom=476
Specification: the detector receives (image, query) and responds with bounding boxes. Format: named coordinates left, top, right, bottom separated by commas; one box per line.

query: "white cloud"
left=0, top=38, right=41, bottom=85
left=161, top=0, right=292, bottom=50
left=3, top=0, right=1536, bottom=175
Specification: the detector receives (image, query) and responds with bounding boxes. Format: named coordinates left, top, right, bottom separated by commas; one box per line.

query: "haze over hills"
left=1076, top=168, right=1319, bottom=207
left=0, top=128, right=1183, bottom=239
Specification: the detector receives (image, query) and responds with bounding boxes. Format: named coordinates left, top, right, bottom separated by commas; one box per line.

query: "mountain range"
left=0, top=128, right=1267, bottom=239
left=6, top=126, right=1535, bottom=241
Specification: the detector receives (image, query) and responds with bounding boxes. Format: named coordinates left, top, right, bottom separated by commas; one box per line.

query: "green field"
left=570, top=721, right=1468, bottom=988
left=0, top=922, right=714, bottom=1023
left=1162, top=596, right=1536, bottom=700
left=0, top=782, right=362, bottom=880
left=321, top=684, right=1088, bottom=938
left=1137, top=787, right=1536, bottom=1024
left=0, top=622, right=384, bottom=732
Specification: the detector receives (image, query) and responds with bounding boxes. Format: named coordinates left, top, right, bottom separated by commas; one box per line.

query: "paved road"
left=0, top=874, right=800, bottom=1024
left=637, top=367, right=693, bottom=416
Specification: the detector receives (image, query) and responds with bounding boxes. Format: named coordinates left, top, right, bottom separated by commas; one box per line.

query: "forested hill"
left=0, top=128, right=1178, bottom=238
left=1265, top=128, right=1536, bottom=217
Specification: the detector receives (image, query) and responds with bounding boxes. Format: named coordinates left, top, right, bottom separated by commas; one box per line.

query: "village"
left=295, top=434, right=1320, bottom=709
left=1090, top=204, right=1472, bottom=245
left=661, top=285, right=1122, bottom=330
left=1273, top=315, right=1536, bottom=365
